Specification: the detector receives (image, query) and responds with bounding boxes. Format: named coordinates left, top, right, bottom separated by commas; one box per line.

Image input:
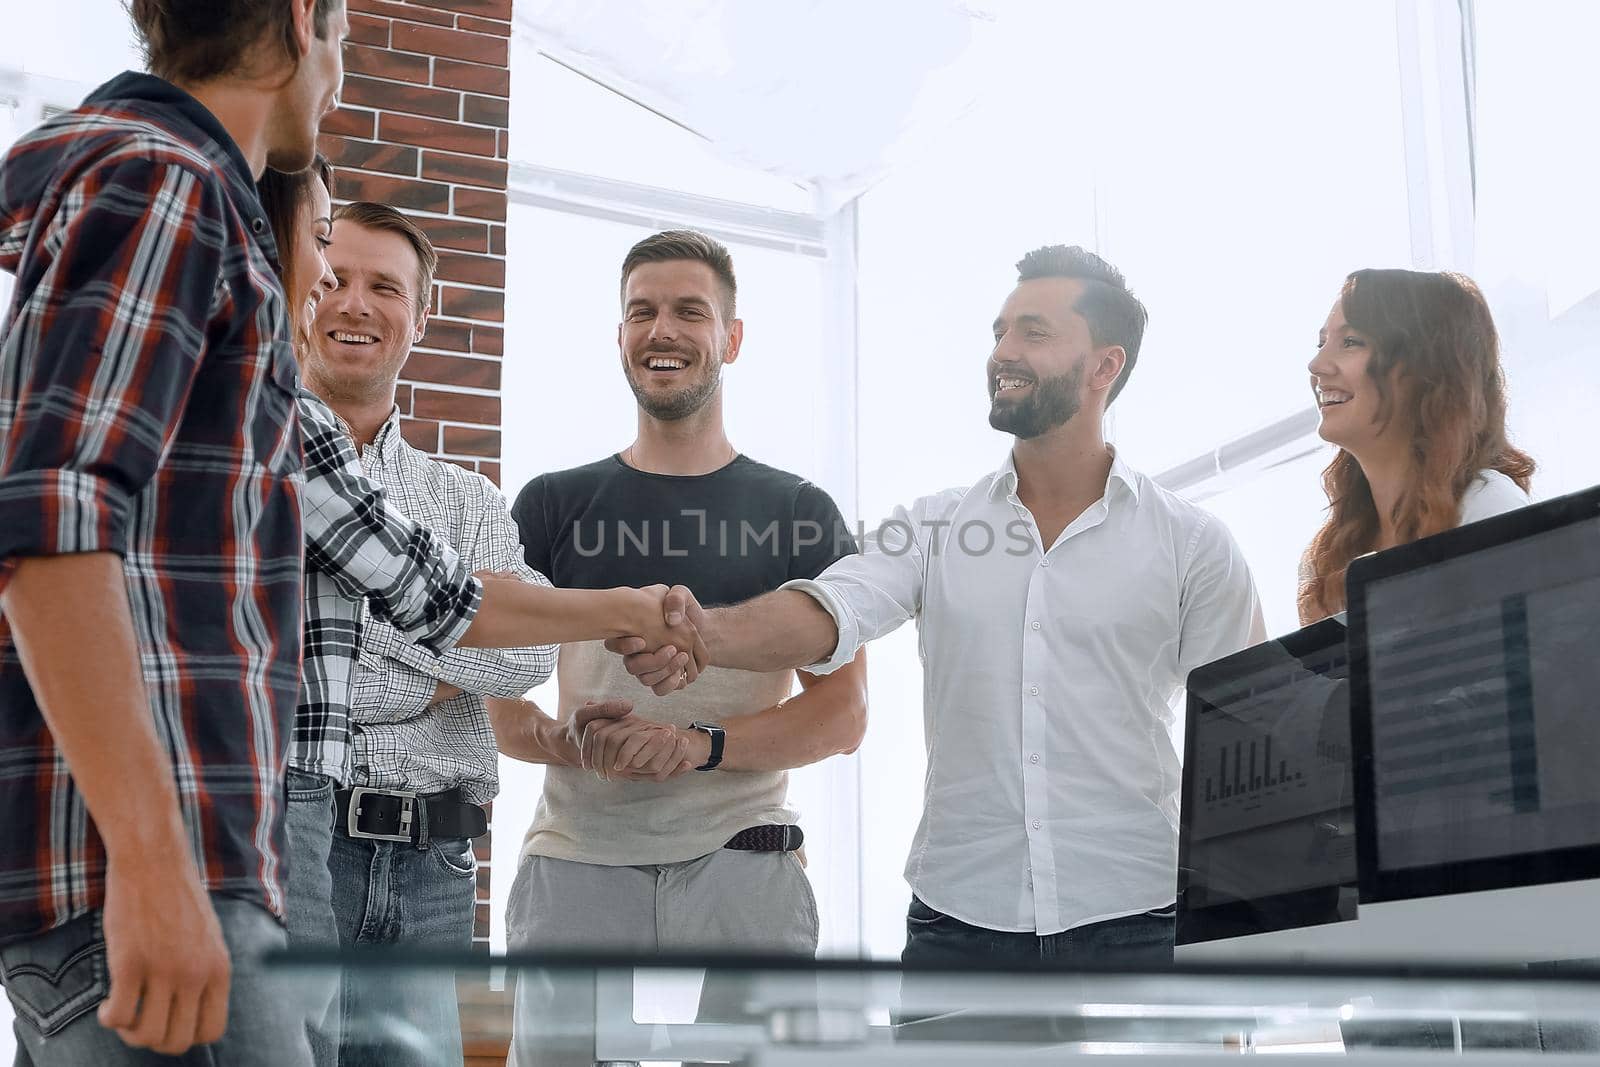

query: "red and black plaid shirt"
left=0, top=73, right=304, bottom=942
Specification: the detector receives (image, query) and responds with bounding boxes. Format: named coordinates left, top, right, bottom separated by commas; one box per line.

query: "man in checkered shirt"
left=301, top=201, right=554, bottom=1067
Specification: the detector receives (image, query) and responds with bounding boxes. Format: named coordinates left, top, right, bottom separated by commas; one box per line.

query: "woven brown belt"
left=724, top=824, right=804, bottom=852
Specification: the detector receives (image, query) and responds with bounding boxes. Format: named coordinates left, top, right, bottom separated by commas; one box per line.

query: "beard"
left=625, top=345, right=723, bottom=421
left=988, top=357, right=1086, bottom=439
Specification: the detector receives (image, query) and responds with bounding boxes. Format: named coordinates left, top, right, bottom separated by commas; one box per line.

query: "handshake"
left=562, top=584, right=712, bottom=783
left=609, top=584, right=712, bottom=696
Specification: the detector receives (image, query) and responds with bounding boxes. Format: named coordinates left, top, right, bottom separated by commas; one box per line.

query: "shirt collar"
left=84, top=72, right=274, bottom=260
left=988, top=446, right=1143, bottom=506
left=369, top=406, right=407, bottom=459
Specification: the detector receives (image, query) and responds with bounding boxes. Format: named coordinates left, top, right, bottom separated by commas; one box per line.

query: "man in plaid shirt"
left=0, top=1, right=348, bottom=1062
left=298, top=202, right=556, bottom=1067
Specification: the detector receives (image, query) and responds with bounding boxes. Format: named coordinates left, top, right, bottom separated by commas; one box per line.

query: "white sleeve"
left=780, top=490, right=960, bottom=675
left=1458, top=470, right=1531, bottom=526
left=1177, top=511, right=1268, bottom=679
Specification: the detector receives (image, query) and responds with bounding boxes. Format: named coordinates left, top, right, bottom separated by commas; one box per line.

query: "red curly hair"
left=1298, top=269, right=1534, bottom=623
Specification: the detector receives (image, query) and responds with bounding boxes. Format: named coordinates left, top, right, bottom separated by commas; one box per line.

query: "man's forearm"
left=372, top=620, right=552, bottom=698
left=708, top=651, right=867, bottom=771
left=486, top=696, right=577, bottom=766
left=458, top=583, right=653, bottom=650
left=2, top=554, right=190, bottom=860
left=703, top=590, right=840, bottom=672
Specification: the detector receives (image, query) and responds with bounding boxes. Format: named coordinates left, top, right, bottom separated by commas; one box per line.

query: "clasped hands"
left=563, top=699, right=706, bottom=782
left=566, top=584, right=712, bottom=782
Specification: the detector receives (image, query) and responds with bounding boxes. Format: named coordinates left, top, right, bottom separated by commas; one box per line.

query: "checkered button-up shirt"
left=291, top=391, right=483, bottom=784
left=350, top=410, right=554, bottom=805
left=0, top=73, right=303, bottom=940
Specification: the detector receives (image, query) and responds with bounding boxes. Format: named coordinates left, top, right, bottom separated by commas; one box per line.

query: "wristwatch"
left=688, top=721, right=725, bottom=771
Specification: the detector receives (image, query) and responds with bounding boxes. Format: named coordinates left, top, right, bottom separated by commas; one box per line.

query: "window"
left=850, top=0, right=1415, bottom=957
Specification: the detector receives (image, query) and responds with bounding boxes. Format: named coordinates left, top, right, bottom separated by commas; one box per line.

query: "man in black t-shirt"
left=496, top=230, right=867, bottom=1066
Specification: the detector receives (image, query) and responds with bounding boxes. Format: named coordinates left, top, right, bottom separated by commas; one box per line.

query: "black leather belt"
left=334, top=786, right=487, bottom=845
left=724, top=824, right=803, bottom=852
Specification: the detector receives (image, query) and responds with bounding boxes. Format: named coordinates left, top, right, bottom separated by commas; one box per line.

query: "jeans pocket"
left=0, top=912, right=109, bottom=1037
left=906, top=897, right=945, bottom=926
left=285, top=768, right=334, bottom=803
left=433, top=836, right=478, bottom=879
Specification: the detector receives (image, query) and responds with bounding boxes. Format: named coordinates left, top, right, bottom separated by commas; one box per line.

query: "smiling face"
left=618, top=259, right=742, bottom=421
left=1309, top=296, right=1405, bottom=454
left=987, top=277, right=1105, bottom=439
left=286, top=172, right=336, bottom=346
left=306, top=221, right=428, bottom=403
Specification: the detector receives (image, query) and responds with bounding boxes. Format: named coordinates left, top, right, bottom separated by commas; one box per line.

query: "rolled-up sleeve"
left=781, top=494, right=947, bottom=675
left=0, top=160, right=225, bottom=592
left=360, top=475, right=555, bottom=697
left=296, top=391, right=481, bottom=653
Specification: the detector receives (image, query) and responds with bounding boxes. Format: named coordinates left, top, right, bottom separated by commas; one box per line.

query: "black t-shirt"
left=511, top=454, right=857, bottom=604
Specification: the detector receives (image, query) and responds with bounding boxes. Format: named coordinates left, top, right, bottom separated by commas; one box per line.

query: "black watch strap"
left=689, top=721, right=725, bottom=771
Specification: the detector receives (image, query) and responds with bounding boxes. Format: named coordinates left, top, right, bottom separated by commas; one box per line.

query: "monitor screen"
left=1178, top=618, right=1357, bottom=945
left=1356, top=510, right=1600, bottom=896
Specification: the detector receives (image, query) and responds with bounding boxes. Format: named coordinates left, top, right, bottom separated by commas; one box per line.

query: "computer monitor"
left=1177, top=617, right=1357, bottom=947
left=1348, top=484, right=1600, bottom=906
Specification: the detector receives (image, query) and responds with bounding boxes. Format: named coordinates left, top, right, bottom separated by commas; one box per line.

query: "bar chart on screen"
left=1190, top=679, right=1348, bottom=841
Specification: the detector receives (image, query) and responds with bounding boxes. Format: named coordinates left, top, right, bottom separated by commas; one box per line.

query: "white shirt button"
left=1032, top=819, right=1042, bottom=830
left=1030, top=753, right=1040, bottom=764
left=1031, top=621, right=1041, bottom=631
left=1040, top=558, right=1051, bottom=567
left=1029, top=686, right=1039, bottom=696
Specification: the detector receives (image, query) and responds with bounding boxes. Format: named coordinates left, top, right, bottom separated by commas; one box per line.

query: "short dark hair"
left=257, top=155, right=333, bottom=286
left=1015, top=245, right=1148, bottom=404
left=620, top=229, right=737, bottom=321
left=128, top=0, right=341, bottom=85
left=332, top=201, right=438, bottom=318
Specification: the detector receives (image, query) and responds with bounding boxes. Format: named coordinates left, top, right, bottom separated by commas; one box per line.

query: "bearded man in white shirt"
left=613, top=244, right=1266, bottom=965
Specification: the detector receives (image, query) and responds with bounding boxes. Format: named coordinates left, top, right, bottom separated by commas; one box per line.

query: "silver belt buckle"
left=346, top=786, right=417, bottom=842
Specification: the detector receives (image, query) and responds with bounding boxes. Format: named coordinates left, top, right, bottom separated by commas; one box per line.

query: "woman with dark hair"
left=1299, top=268, right=1535, bottom=624
left=256, top=153, right=350, bottom=1065
left=257, top=154, right=337, bottom=353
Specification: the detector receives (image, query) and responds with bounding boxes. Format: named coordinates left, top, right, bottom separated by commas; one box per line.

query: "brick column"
left=319, top=0, right=513, bottom=950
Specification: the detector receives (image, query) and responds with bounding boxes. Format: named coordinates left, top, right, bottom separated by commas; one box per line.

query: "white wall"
left=1470, top=1, right=1600, bottom=499
left=4, top=3, right=140, bottom=84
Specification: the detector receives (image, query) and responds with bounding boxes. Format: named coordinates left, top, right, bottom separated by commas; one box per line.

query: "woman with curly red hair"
left=1298, top=268, right=1535, bottom=624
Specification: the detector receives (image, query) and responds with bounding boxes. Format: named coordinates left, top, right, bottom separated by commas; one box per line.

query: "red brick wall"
left=320, top=0, right=514, bottom=949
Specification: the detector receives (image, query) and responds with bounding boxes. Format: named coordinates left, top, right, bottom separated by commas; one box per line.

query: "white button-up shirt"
left=787, top=450, right=1264, bottom=935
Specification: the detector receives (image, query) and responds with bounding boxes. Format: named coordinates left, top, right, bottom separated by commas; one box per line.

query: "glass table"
left=266, top=950, right=1600, bottom=1064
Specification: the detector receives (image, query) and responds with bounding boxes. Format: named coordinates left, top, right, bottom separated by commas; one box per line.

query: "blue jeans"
left=0, top=897, right=309, bottom=1067
left=282, top=769, right=341, bottom=1067
left=327, top=829, right=476, bottom=1067
left=897, top=897, right=1176, bottom=1044
left=902, top=896, right=1175, bottom=967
